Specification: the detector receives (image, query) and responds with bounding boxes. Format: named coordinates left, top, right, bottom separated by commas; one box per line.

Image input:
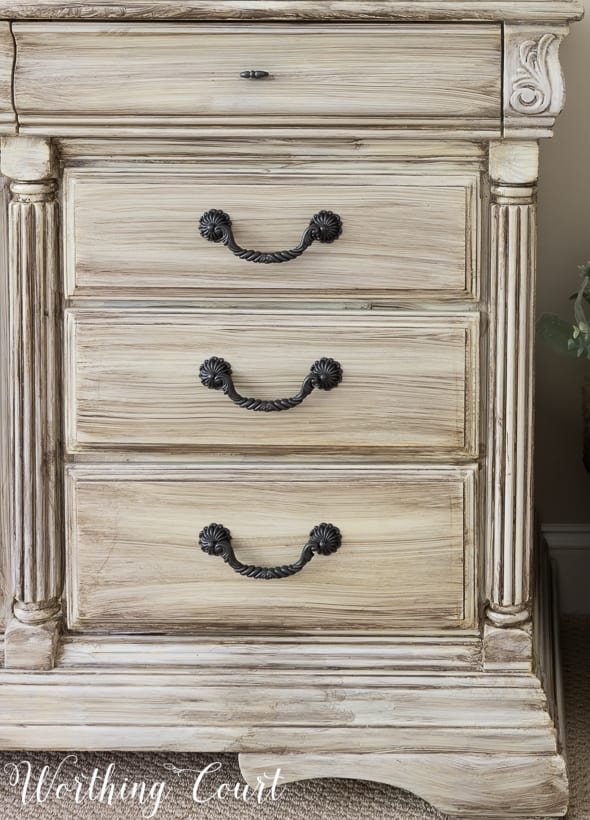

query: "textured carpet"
left=0, top=616, right=587, bottom=819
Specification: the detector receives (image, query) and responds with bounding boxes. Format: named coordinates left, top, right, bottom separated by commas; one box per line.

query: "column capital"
left=489, top=140, right=539, bottom=185
left=1, top=136, right=56, bottom=182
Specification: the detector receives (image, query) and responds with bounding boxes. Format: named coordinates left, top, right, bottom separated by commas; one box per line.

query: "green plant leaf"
left=538, top=269, right=590, bottom=360
left=537, top=314, right=580, bottom=357
left=568, top=292, right=590, bottom=303
left=574, top=274, right=590, bottom=328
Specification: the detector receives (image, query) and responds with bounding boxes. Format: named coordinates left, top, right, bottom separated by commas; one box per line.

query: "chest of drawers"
left=0, top=2, right=583, bottom=817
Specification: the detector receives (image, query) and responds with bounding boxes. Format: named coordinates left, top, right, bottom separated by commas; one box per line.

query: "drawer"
left=65, top=310, right=479, bottom=457
left=65, top=465, right=477, bottom=632
left=64, top=168, right=480, bottom=299
left=14, top=24, right=501, bottom=129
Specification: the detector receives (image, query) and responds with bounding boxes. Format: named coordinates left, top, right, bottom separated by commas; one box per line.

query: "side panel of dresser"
left=483, top=136, right=543, bottom=679
left=482, top=19, right=570, bottom=674
left=0, top=22, right=17, bottom=640
left=0, top=177, right=11, bottom=634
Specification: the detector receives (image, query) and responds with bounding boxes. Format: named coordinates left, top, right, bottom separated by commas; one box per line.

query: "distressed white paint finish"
left=57, top=634, right=483, bottom=671
left=489, top=140, right=540, bottom=184
left=239, top=753, right=568, bottom=817
left=0, top=555, right=567, bottom=814
left=486, top=141, right=538, bottom=634
left=0, top=24, right=16, bottom=135
left=63, top=168, right=480, bottom=299
left=0, top=179, right=10, bottom=628
left=0, top=0, right=584, bottom=21
left=0, top=136, right=56, bottom=181
left=0, top=724, right=560, bottom=756
left=0, top=7, right=579, bottom=817
left=0, top=137, right=63, bottom=669
left=57, top=137, right=489, bottom=163
left=0, top=1, right=584, bottom=22
left=65, top=465, right=477, bottom=632
left=0, top=671, right=554, bottom=727
left=4, top=617, right=61, bottom=670
left=13, top=24, right=501, bottom=131
left=504, top=25, right=569, bottom=137
left=64, top=310, right=479, bottom=456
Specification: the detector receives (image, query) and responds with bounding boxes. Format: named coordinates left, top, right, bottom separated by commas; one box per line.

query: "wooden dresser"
left=0, top=2, right=583, bottom=816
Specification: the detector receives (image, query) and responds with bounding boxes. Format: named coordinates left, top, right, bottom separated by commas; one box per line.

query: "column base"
left=4, top=614, right=61, bottom=670
left=483, top=620, right=533, bottom=671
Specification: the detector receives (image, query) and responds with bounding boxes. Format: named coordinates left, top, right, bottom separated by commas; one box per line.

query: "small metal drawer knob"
left=198, top=356, right=343, bottom=412
left=199, top=522, right=342, bottom=580
left=240, top=70, right=270, bottom=79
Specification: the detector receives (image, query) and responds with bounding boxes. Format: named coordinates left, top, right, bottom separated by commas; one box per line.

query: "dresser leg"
left=238, top=752, right=567, bottom=818
left=1, top=137, right=63, bottom=670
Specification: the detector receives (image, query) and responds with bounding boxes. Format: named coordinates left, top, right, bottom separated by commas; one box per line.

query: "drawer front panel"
left=66, top=466, right=477, bottom=632
left=14, top=24, right=501, bottom=127
left=65, top=311, right=479, bottom=456
left=64, top=169, right=479, bottom=299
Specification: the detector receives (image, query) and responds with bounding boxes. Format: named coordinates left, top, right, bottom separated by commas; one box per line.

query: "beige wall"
left=535, top=3, right=590, bottom=524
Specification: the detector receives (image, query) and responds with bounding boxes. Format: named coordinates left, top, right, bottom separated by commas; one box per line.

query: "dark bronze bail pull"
left=198, top=357, right=343, bottom=413
left=199, top=523, right=342, bottom=580
left=198, top=209, right=343, bottom=265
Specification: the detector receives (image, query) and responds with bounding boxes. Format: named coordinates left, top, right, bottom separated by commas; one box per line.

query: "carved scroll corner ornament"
left=509, top=32, right=564, bottom=117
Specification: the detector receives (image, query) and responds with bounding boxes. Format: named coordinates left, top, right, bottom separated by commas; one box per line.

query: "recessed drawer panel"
left=65, top=310, right=479, bottom=457
left=66, top=465, right=477, bottom=632
left=64, top=169, right=480, bottom=299
left=14, top=23, right=501, bottom=129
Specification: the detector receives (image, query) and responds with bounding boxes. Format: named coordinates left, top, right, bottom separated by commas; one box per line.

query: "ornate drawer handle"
left=240, top=70, right=270, bottom=79
left=199, top=523, right=342, bottom=580
left=198, top=208, right=343, bottom=264
left=198, top=356, right=343, bottom=412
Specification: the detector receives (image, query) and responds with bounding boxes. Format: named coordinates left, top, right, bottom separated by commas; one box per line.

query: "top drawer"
left=13, top=23, right=501, bottom=130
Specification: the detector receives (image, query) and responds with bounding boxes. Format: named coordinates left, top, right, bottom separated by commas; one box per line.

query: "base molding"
left=0, top=667, right=567, bottom=816
left=239, top=752, right=568, bottom=818
left=0, top=538, right=568, bottom=818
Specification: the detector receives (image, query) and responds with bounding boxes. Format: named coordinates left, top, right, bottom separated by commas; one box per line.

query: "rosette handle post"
left=198, top=209, right=343, bottom=264
left=198, top=523, right=342, bottom=580
left=198, top=356, right=343, bottom=413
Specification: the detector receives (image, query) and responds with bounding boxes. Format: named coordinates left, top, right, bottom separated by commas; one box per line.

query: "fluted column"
left=484, top=141, right=538, bottom=670
left=1, top=137, right=62, bottom=669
